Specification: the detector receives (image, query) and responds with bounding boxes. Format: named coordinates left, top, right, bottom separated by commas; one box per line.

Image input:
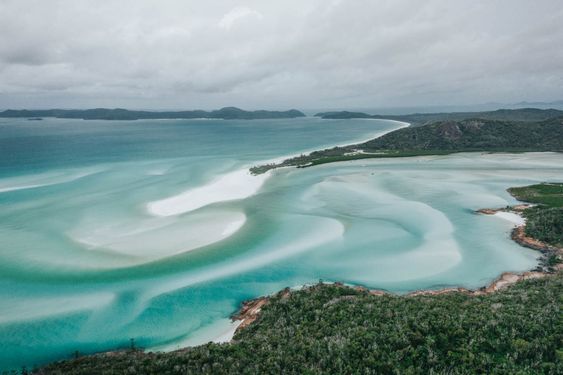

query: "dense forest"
left=251, top=116, right=563, bottom=173
left=509, top=183, right=563, bottom=248
left=0, top=107, right=306, bottom=120
left=360, top=117, right=563, bottom=151
left=33, top=274, right=562, bottom=374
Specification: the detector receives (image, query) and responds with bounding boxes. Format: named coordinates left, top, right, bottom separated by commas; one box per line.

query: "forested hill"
left=35, top=274, right=562, bottom=374
left=360, top=117, right=563, bottom=152
left=316, top=108, right=563, bottom=126
left=0, top=107, right=306, bottom=120
left=250, top=116, right=563, bottom=174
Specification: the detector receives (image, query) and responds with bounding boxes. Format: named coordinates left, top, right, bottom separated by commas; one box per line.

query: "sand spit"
left=147, top=168, right=270, bottom=216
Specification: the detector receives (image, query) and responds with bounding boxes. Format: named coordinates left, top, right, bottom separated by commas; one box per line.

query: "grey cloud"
left=0, top=0, right=562, bottom=109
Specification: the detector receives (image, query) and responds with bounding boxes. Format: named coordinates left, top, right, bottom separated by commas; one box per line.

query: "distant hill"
left=0, top=107, right=306, bottom=120
left=361, top=117, right=563, bottom=151
left=316, top=108, right=563, bottom=126
left=514, top=100, right=563, bottom=106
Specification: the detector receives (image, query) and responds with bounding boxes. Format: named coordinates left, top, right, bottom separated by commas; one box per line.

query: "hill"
left=316, top=108, right=563, bottom=126
left=360, top=117, right=563, bottom=151
left=0, top=107, right=306, bottom=120
left=251, top=116, right=563, bottom=173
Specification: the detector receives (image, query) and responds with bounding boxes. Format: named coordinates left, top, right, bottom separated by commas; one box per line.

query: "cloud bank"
left=0, top=0, right=562, bottom=109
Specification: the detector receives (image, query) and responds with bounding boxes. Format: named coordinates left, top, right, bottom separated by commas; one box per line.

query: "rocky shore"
left=231, top=268, right=555, bottom=336
left=477, top=204, right=562, bottom=270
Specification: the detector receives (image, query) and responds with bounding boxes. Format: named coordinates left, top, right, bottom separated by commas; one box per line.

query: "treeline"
left=251, top=116, right=563, bottom=173
left=33, top=275, right=562, bottom=374
left=509, top=183, right=563, bottom=248
left=525, top=208, right=563, bottom=248
left=359, top=117, right=563, bottom=151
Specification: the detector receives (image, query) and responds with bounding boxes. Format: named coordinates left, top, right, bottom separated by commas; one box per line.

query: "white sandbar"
left=494, top=211, right=526, bottom=226
left=147, top=169, right=270, bottom=216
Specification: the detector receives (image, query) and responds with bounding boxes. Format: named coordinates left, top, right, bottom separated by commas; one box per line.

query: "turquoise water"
left=0, top=117, right=561, bottom=370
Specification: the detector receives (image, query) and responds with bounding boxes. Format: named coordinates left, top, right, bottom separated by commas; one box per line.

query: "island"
left=0, top=107, right=306, bottom=121
left=251, top=109, right=563, bottom=174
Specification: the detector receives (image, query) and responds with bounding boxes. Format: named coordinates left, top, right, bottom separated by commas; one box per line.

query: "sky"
left=0, top=0, right=562, bottom=110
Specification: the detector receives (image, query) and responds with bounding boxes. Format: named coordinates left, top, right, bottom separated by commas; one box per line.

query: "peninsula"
left=251, top=109, right=563, bottom=174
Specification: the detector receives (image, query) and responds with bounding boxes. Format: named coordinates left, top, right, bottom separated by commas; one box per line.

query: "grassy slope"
left=35, top=275, right=562, bottom=374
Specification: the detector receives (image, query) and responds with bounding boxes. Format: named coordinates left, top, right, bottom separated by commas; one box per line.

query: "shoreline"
left=249, top=119, right=411, bottom=174
left=28, top=180, right=562, bottom=371
left=231, top=269, right=556, bottom=336
left=232, top=202, right=562, bottom=336
left=250, top=118, right=410, bottom=171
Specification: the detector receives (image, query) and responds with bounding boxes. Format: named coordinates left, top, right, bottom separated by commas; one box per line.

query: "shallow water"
left=0, top=117, right=561, bottom=369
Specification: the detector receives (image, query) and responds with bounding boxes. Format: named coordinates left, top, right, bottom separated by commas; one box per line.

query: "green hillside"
left=35, top=274, right=562, bottom=374
left=361, top=117, right=563, bottom=151
left=251, top=117, right=563, bottom=174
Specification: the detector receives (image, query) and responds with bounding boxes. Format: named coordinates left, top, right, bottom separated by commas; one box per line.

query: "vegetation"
left=316, top=108, right=563, bottom=126
left=509, top=183, right=563, bottom=208
left=19, top=112, right=563, bottom=374
left=360, top=118, right=563, bottom=151
left=524, top=208, right=563, bottom=248
left=34, top=275, right=562, bottom=374
left=509, top=183, right=563, bottom=248
left=0, top=107, right=306, bottom=120
left=251, top=117, right=563, bottom=174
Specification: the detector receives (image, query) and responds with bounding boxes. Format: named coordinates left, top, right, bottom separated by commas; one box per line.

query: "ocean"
left=0, top=116, right=561, bottom=370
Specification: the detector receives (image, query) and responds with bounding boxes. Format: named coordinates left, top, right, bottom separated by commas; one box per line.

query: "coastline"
left=28, top=177, right=562, bottom=372
left=250, top=118, right=410, bottom=172
left=231, top=270, right=556, bottom=336
left=232, top=201, right=562, bottom=336
left=477, top=205, right=563, bottom=271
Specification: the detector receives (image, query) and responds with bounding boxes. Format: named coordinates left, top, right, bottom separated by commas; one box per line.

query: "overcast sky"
left=1, top=0, right=562, bottom=110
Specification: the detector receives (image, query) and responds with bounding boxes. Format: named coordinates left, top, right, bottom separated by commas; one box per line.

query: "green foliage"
left=523, top=208, right=563, bottom=247
left=252, top=117, right=563, bottom=174
left=361, top=118, right=563, bottom=151
left=36, top=275, right=563, bottom=374
left=509, top=184, right=563, bottom=208
left=507, top=183, right=563, bottom=248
